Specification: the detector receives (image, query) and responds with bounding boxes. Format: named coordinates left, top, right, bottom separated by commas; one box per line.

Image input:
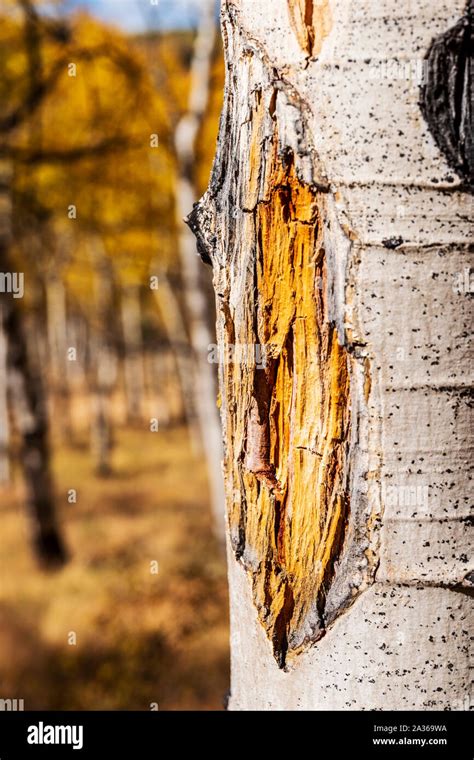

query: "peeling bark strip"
left=287, top=0, right=332, bottom=57
left=420, top=1, right=474, bottom=190
left=188, top=13, right=374, bottom=668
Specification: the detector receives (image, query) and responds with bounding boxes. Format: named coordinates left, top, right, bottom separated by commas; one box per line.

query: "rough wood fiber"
left=237, top=134, right=353, bottom=665
left=287, top=0, right=332, bottom=57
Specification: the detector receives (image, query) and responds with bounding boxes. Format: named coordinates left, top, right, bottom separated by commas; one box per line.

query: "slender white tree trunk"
left=151, top=268, right=200, bottom=447
left=90, top=242, right=115, bottom=476
left=190, top=0, right=473, bottom=710
left=175, top=0, right=226, bottom=541
left=46, top=273, right=71, bottom=437
left=121, top=283, right=145, bottom=421
left=46, top=275, right=68, bottom=380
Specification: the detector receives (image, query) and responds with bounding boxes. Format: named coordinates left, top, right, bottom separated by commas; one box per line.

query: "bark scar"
left=245, top=357, right=283, bottom=493
left=419, top=1, right=474, bottom=191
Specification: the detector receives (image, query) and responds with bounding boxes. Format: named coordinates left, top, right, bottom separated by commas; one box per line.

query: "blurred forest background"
left=0, top=0, right=229, bottom=709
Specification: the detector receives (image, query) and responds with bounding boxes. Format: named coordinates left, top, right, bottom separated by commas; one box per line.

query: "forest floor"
left=0, top=421, right=229, bottom=710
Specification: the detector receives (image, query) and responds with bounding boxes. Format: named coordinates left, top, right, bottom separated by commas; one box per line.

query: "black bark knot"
left=420, top=1, right=473, bottom=191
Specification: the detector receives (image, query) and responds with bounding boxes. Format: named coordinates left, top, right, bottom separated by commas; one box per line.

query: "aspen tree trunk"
left=0, top=306, right=10, bottom=483
left=0, top=163, right=67, bottom=567
left=189, top=0, right=473, bottom=710
left=120, top=283, right=145, bottom=421
left=46, top=272, right=71, bottom=437
left=91, top=344, right=114, bottom=476
left=175, top=0, right=226, bottom=541
left=90, top=245, right=115, bottom=476
left=68, top=312, right=88, bottom=387
left=5, top=296, right=68, bottom=567
left=152, top=269, right=200, bottom=444
left=46, top=275, right=67, bottom=378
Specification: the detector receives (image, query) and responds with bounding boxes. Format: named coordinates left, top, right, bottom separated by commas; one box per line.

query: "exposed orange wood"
left=287, top=0, right=332, bottom=57
left=223, top=117, right=351, bottom=666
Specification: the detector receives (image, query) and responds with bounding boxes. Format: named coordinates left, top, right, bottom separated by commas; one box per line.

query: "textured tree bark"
left=189, top=0, right=473, bottom=709
left=175, top=0, right=226, bottom=541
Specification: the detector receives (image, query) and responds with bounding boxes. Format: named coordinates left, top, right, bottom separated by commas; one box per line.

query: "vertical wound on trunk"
left=228, top=131, right=351, bottom=667
left=287, top=0, right=332, bottom=57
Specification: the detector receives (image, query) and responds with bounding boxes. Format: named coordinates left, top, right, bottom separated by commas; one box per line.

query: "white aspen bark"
left=120, top=283, right=145, bottom=421
left=190, top=0, right=473, bottom=710
left=90, top=242, right=115, bottom=476
left=46, top=273, right=71, bottom=437
left=151, top=268, right=200, bottom=446
left=46, top=275, right=67, bottom=381
left=67, top=313, right=88, bottom=388
left=146, top=350, right=172, bottom=427
left=175, top=0, right=226, bottom=541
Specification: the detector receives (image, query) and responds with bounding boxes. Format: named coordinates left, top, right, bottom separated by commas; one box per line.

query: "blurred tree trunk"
left=68, top=311, right=88, bottom=388
left=0, top=0, right=70, bottom=567
left=175, top=0, right=225, bottom=541
left=5, top=293, right=68, bottom=567
left=46, top=272, right=71, bottom=437
left=152, top=269, right=200, bottom=446
left=90, top=242, right=115, bottom=476
left=0, top=163, right=66, bottom=567
left=0, top=305, right=10, bottom=483
left=189, top=0, right=472, bottom=709
left=90, top=349, right=114, bottom=476
left=121, top=283, right=145, bottom=422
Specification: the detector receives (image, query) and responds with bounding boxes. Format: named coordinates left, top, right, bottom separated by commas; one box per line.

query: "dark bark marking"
left=420, top=2, right=474, bottom=191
